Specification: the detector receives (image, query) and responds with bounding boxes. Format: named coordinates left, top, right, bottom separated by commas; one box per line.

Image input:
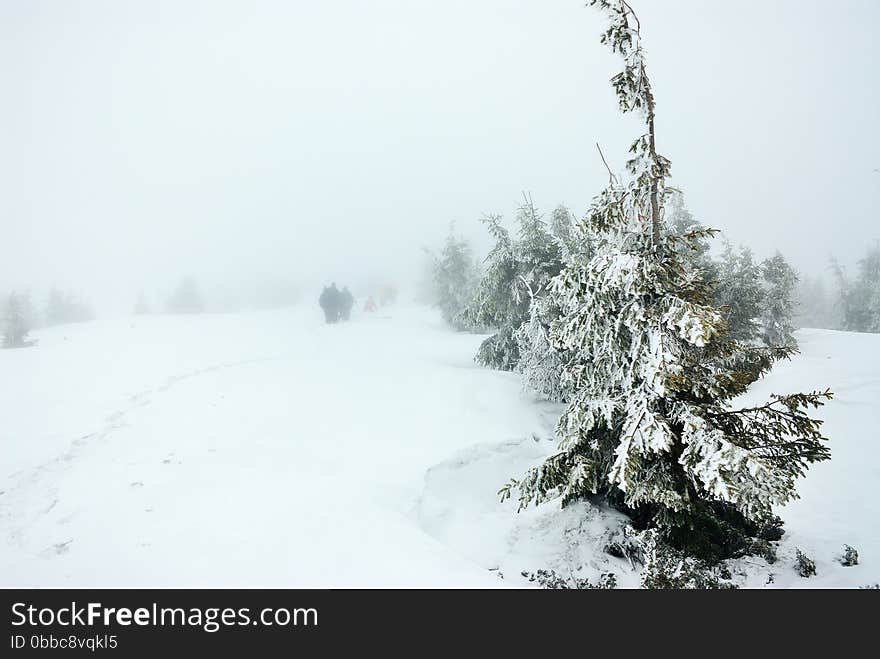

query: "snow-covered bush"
left=504, top=0, right=832, bottom=562
left=840, top=545, right=859, bottom=567
left=522, top=568, right=617, bottom=589
left=795, top=549, right=817, bottom=578
left=637, top=530, right=737, bottom=589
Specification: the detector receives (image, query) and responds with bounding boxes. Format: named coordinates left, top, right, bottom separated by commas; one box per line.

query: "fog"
left=2, top=0, right=878, bottom=313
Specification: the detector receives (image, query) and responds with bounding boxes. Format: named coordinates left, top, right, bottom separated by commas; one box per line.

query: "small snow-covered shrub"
left=840, top=545, right=859, bottom=567
left=602, top=536, right=643, bottom=569
left=594, top=572, right=618, bottom=590
left=743, top=516, right=783, bottom=564
left=522, top=569, right=617, bottom=590
left=795, top=549, right=817, bottom=578
left=639, top=530, right=737, bottom=590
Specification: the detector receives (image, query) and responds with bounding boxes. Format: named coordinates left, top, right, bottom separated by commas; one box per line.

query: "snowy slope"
left=1, top=306, right=545, bottom=586
left=732, top=329, right=880, bottom=588
left=1, top=309, right=877, bottom=587
left=417, top=327, right=880, bottom=588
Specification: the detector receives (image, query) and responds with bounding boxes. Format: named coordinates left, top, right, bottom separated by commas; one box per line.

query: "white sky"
left=1, top=0, right=878, bottom=311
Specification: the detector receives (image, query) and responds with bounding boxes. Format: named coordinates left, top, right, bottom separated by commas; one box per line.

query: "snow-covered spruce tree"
left=45, top=288, right=67, bottom=326
left=430, top=224, right=480, bottom=330
left=516, top=196, right=564, bottom=303
left=461, top=197, right=562, bottom=370
left=830, top=257, right=855, bottom=330
left=852, top=245, right=880, bottom=332
left=166, top=276, right=204, bottom=314
left=666, top=203, right=785, bottom=385
left=134, top=291, right=150, bottom=315
left=45, top=288, right=95, bottom=326
left=459, top=213, right=520, bottom=366
left=714, top=242, right=764, bottom=343
left=514, top=206, right=592, bottom=402
left=833, top=245, right=880, bottom=333
left=794, top=275, right=838, bottom=330
left=3, top=292, right=34, bottom=349
left=550, top=205, right=580, bottom=261
left=515, top=291, right=573, bottom=402
left=664, top=192, right=716, bottom=284
left=504, top=0, right=831, bottom=561
left=760, top=252, right=798, bottom=348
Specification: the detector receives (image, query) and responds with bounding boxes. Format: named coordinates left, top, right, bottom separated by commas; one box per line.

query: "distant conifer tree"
left=3, top=292, right=34, bottom=348
left=134, top=291, right=150, bottom=315
left=166, top=277, right=204, bottom=314
left=760, top=252, right=798, bottom=347
left=429, top=225, right=480, bottom=330
left=833, top=245, right=880, bottom=333
left=462, top=196, right=563, bottom=371
left=714, top=242, right=764, bottom=343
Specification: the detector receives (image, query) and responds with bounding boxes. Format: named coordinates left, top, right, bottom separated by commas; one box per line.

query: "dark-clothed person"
left=340, top=287, right=354, bottom=321
left=319, top=283, right=341, bottom=323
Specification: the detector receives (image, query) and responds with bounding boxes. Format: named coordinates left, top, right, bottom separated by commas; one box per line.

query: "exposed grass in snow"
left=1, top=310, right=876, bottom=587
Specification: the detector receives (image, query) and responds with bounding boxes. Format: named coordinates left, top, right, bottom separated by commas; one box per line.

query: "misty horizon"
left=2, top=0, right=878, bottom=315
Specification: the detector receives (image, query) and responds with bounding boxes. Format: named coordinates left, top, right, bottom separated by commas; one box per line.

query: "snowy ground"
left=1, top=306, right=877, bottom=588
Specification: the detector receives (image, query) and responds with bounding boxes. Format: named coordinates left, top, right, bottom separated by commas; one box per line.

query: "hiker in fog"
left=363, top=295, right=377, bottom=313
left=319, top=283, right=341, bottom=323
left=340, top=287, right=354, bottom=321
